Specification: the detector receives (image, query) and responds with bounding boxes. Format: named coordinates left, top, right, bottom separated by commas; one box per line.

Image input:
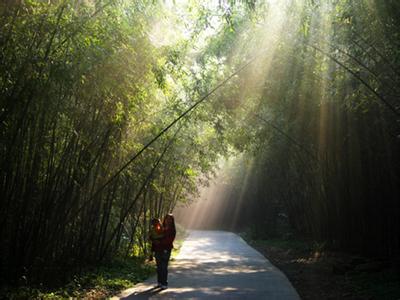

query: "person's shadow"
left=120, top=286, right=162, bottom=299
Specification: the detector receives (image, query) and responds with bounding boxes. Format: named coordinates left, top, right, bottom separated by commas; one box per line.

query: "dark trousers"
left=155, top=249, right=171, bottom=285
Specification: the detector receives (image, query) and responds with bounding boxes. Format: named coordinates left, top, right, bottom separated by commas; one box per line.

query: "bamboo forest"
left=0, top=0, right=399, bottom=299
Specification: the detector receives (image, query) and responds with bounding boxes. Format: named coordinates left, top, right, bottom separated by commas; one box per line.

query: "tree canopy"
left=1, top=0, right=399, bottom=285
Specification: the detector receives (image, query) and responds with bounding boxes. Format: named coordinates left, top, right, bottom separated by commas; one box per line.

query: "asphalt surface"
left=112, top=230, right=300, bottom=299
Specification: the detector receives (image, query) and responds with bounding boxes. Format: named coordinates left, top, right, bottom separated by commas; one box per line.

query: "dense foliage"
left=209, top=0, right=400, bottom=257
left=0, top=0, right=229, bottom=285
left=1, top=0, right=399, bottom=288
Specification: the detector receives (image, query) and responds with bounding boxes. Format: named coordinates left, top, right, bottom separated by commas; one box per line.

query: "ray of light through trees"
left=0, top=0, right=399, bottom=286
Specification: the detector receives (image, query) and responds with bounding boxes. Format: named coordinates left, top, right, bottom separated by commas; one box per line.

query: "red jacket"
left=153, top=226, right=176, bottom=252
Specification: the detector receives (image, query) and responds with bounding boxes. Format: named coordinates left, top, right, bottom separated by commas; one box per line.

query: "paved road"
left=113, top=230, right=300, bottom=299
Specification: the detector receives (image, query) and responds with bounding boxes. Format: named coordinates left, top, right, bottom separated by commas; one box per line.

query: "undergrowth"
left=1, top=257, right=155, bottom=299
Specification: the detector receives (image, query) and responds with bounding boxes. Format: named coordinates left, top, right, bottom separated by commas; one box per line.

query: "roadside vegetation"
left=242, top=232, right=400, bottom=300
left=1, top=224, right=187, bottom=299
left=1, top=257, right=154, bottom=299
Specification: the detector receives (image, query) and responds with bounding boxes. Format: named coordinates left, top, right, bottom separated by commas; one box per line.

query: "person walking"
left=153, top=213, right=176, bottom=290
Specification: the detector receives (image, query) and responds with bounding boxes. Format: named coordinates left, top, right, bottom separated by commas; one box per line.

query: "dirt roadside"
left=245, top=239, right=400, bottom=300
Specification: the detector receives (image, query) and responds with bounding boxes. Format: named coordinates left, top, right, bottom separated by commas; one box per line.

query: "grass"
left=1, top=257, right=155, bottom=299
left=2, top=225, right=189, bottom=300
left=247, top=237, right=312, bottom=252
left=348, top=268, right=400, bottom=300
left=239, top=230, right=312, bottom=252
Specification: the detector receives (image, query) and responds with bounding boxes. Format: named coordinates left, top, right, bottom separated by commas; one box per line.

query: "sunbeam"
left=1, top=0, right=399, bottom=297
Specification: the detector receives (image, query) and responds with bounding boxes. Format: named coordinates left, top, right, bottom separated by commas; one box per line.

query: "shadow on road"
left=121, top=286, right=162, bottom=299
left=116, top=231, right=300, bottom=299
